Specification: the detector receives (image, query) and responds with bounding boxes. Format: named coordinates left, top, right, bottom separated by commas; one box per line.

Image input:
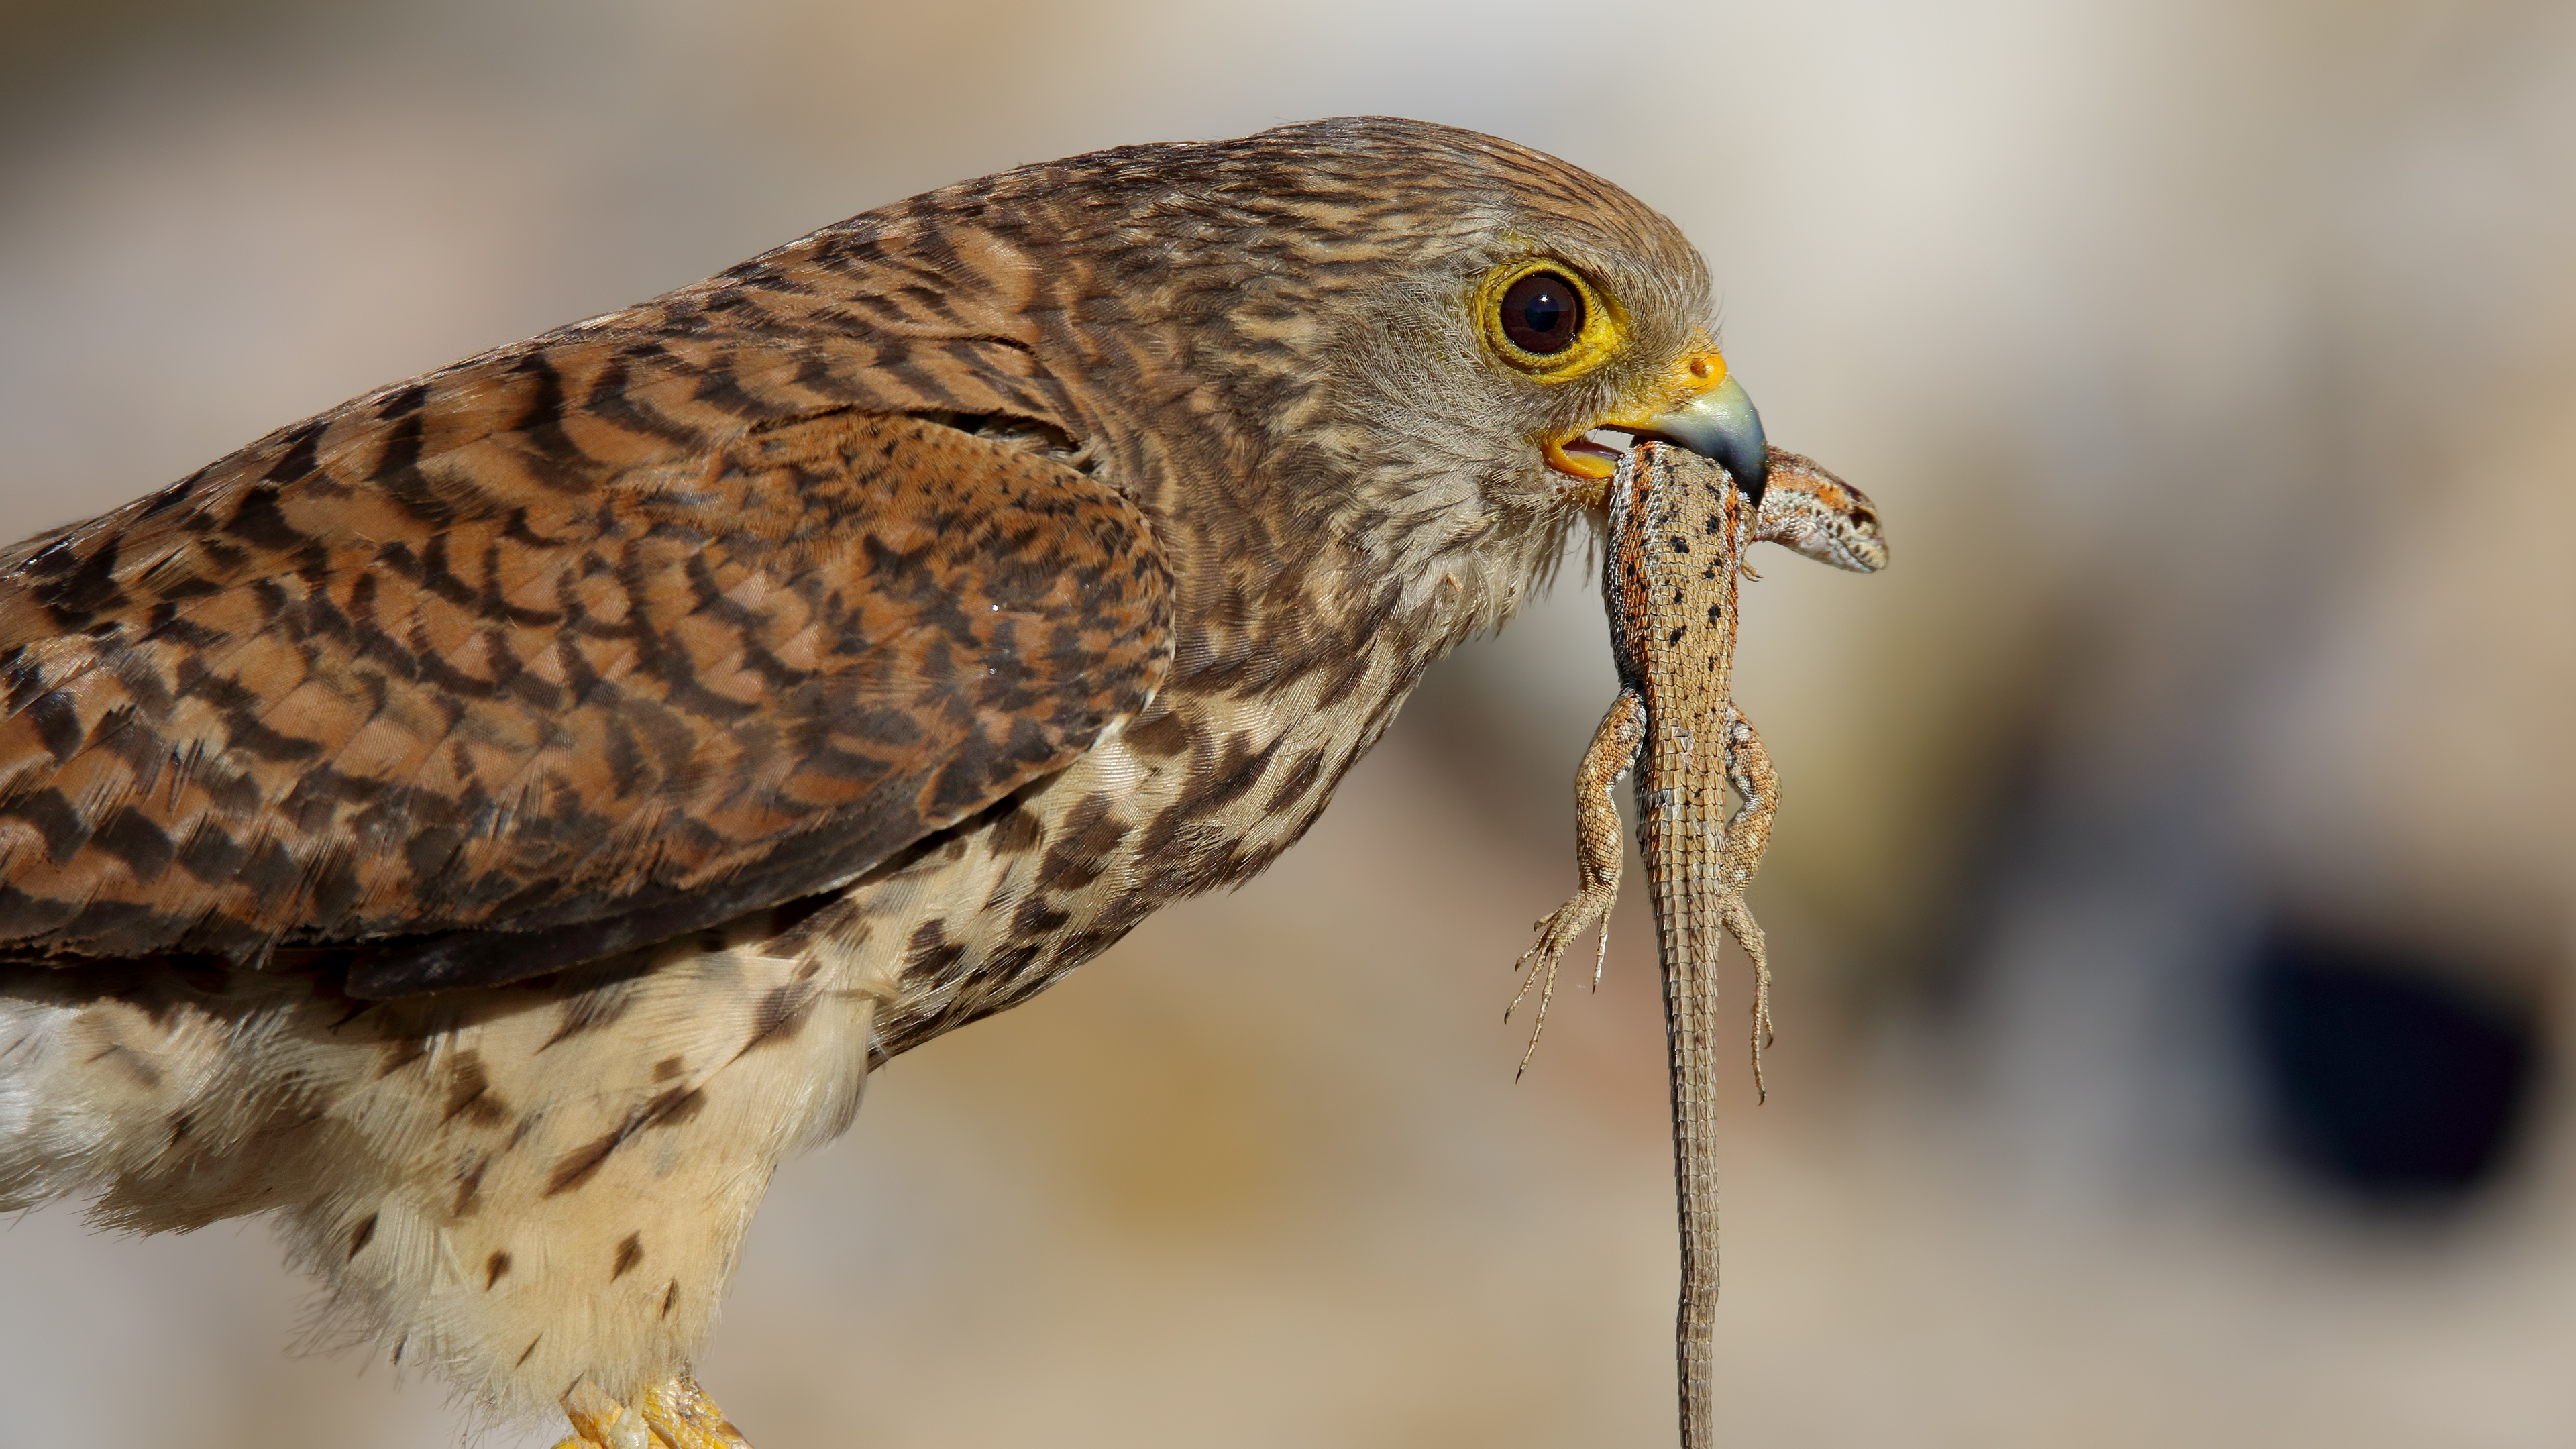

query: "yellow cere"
left=1600, top=339, right=1729, bottom=431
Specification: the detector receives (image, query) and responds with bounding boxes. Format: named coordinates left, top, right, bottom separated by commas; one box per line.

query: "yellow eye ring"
left=1477, top=258, right=1626, bottom=383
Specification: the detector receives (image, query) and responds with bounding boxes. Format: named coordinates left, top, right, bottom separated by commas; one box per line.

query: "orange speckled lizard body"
left=1514, top=441, right=1884, bottom=1448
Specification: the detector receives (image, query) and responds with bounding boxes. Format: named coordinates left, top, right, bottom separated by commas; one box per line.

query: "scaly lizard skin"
left=1511, top=442, right=1884, bottom=1448
left=1510, top=445, right=1886, bottom=1065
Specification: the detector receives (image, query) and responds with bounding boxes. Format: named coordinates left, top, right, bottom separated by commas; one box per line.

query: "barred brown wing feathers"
left=0, top=405, right=1171, bottom=995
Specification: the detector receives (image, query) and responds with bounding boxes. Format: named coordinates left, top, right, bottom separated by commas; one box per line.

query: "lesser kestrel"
left=0, top=117, right=1784, bottom=1447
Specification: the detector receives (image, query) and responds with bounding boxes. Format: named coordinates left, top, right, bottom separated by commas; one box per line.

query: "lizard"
left=1509, top=443, right=1888, bottom=1074
left=1510, top=440, right=1885, bottom=1449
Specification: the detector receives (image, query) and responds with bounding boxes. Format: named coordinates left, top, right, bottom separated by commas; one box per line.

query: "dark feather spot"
left=453, top=1159, right=488, bottom=1217
left=740, top=983, right=817, bottom=1053
left=544, top=1130, right=626, bottom=1197
left=374, top=1037, right=429, bottom=1080
left=9, top=789, right=93, bottom=865
left=661, top=1280, right=680, bottom=1318
left=541, top=983, right=636, bottom=1051
left=1175, top=731, right=1281, bottom=819
left=989, top=806, right=1043, bottom=855
left=223, top=486, right=306, bottom=552
left=370, top=413, right=426, bottom=484
left=1123, top=710, right=1190, bottom=759
left=901, top=920, right=967, bottom=984
left=261, top=419, right=327, bottom=482
left=25, top=690, right=82, bottom=762
left=84, top=811, right=174, bottom=885
left=1264, top=750, right=1327, bottom=814
left=225, top=714, right=325, bottom=764
left=485, top=1251, right=512, bottom=1289
left=643, top=1085, right=706, bottom=1130
left=441, top=1052, right=507, bottom=1126
left=374, top=382, right=430, bottom=422
left=30, top=536, right=126, bottom=625
left=85, top=1042, right=161, bottom=1090
left=347, top=1213, right=377, bottom=1260
left=1011, top=896, right=1071, bottom=936
left=1036, top=792, right=1123, bottom=891
left=612, top=1232, right=644, bottom=1279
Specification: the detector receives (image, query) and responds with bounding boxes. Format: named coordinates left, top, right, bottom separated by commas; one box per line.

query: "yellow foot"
left=556, top=1375, right=753, bottom=1449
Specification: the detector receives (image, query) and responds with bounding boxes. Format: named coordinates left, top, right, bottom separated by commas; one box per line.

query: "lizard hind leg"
left=1717, top=898, right=1775, bottom=1101
left=1509, top=689, right=1648, bottom=1079
left=1716, top=703, right=1782, bottom=1101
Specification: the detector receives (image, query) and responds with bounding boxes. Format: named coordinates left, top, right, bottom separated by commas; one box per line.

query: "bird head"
left=930, top=119, right=1769, bottom=610
left=1275, top=118, right=1768, bottom=514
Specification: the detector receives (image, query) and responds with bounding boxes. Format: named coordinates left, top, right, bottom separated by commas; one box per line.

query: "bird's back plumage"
left=0, top=248, right=1171, bottom=994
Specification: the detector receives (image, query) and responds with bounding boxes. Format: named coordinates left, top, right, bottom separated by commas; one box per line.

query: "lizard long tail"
left=1642, top=766, right=1724, bottom=1449
left=1609, top=441, right=1758, bottom=1449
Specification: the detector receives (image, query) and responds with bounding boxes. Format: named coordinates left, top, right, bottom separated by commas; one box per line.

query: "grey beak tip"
left=1638, top=375, right=1769, bottom=504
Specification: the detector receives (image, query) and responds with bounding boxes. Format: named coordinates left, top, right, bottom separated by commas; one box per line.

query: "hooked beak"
left=1544, top=341, right=1771, bottom=505
left=1627, top=375, right=1768, bottom=505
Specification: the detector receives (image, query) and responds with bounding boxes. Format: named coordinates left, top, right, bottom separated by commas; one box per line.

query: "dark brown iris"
left=1499, top=270, right=1582, bottom=355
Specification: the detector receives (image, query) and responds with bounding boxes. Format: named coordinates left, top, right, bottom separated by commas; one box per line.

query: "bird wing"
left=0, top=339, right=1171, bottom=996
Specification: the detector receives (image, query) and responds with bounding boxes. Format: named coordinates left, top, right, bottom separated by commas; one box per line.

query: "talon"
left=560, top=1375, right=752, bottom=1449
left=641, top=1375, right=754, bottom=1448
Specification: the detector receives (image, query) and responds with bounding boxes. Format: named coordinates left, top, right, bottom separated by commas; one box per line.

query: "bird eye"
left=1499, top=270, right=1583, bottom=355
left=1477, top=260, right=1622, bottom=380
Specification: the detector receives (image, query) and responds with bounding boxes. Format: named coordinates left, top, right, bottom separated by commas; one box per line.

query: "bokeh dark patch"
left=2248, top=924, right=2542, bottom=1203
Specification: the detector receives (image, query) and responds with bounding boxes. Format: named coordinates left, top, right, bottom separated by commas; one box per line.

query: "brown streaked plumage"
left=0, top=117, right=1795, bottom=1447
left=0, top=411, right=1169, bottom=994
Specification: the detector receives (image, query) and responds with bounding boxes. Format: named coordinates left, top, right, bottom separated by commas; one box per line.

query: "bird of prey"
left=0, top=117, right=1783, bottom=1447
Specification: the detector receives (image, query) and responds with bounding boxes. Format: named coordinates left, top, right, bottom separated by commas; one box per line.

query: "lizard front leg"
left=1509, top=688, right=1648, bottom=1076
left=1714, top=702, right=1781, bottom=1097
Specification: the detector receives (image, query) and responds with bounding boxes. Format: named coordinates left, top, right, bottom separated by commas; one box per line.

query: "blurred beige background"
left=6, top=0, right=2576, bottom=1444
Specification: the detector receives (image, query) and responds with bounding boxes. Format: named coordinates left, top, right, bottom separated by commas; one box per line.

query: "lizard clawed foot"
left=1507, top=886, right=1615, bottom=1079
left=1717, top=895, right=1774, bottom=1102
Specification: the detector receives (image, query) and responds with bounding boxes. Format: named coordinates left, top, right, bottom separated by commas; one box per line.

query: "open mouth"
left=1544, top=427, right=1640, bottom=485
left=1564, top=428, right=1632, bottom=466
left=1543, top=361, right=1770, bottom=504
